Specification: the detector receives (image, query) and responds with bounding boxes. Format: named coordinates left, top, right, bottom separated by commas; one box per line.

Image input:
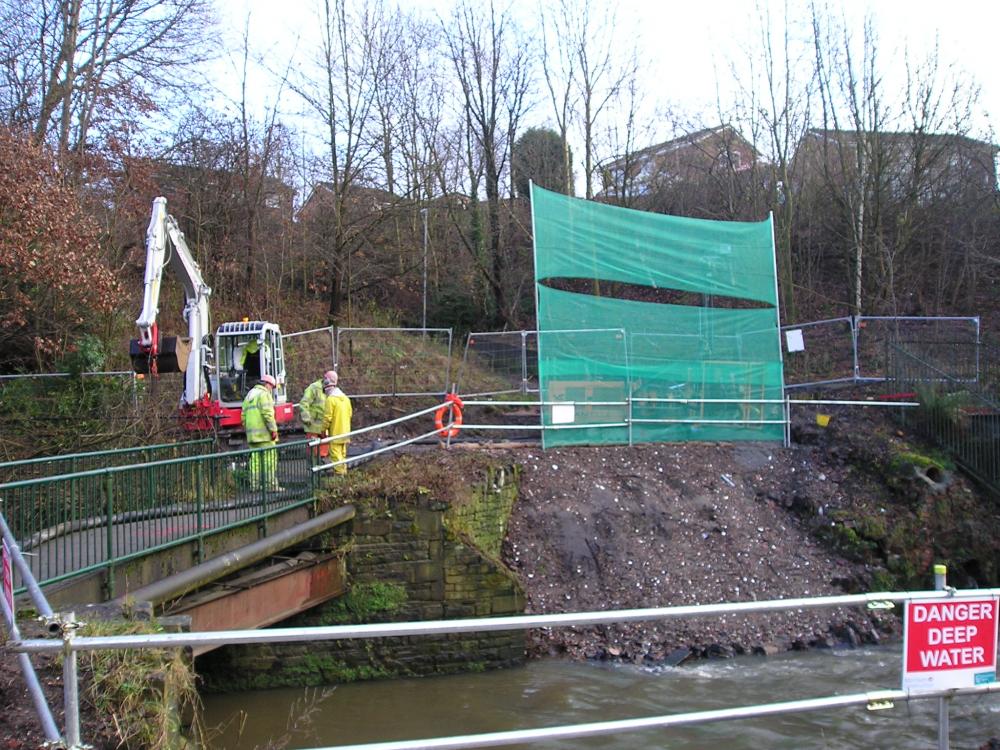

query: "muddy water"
left=201, top=647, right=1000, bottom=749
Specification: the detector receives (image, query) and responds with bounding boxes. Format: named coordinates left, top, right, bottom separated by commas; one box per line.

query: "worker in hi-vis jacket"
left=321, top=371, right=353, bottom=475
left=300, top=370, right=336, bottom=458
left=242, top=374, right=282, bottom=491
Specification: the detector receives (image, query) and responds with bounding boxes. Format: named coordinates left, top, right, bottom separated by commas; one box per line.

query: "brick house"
left=793, top=128, right=999, bottom=204
left=599, top=125, right=759, bottom=207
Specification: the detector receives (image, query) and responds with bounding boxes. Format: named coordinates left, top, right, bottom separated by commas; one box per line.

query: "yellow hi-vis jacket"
left=299, top=379, right=327, bottom=434
left=322, top=388, right=352, bottom=445
left=242, top=383, right=277, bottom=444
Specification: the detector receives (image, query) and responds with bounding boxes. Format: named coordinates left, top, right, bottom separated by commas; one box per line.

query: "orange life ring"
left=434, top=394, right=464, bottom=438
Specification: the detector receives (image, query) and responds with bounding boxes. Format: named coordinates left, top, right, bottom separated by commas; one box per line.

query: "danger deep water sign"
left=903, top=597, right=999, bottom=691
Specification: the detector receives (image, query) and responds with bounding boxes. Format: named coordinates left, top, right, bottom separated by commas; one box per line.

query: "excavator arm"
left=131, top=197, right=214, bottom=407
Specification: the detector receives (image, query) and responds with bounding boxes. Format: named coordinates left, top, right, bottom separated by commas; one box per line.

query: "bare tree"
left=723, top=1, right=815, bottom=319
left=810, top=6, right=889, bottom=316
left=293, top=0, right=384, bottom=324
left=542, top=0, right=637, bottom=200
left=442, top=0, right=531, bottom=326
left=0, top=0, right=216, bottom=158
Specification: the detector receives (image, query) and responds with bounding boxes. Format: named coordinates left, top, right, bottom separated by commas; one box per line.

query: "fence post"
left=851, top=316, right=861, bottom=381
left=935, top=563, right=949, bottom=750
left=62, top=612, right=82, bottom=749
left=521, top=331, right=528, bottom=395
left=103, top=472, right=115, bottom=599
left=195, top=462, right=205, bottom=565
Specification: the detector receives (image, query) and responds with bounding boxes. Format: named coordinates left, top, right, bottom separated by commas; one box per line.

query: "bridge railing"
left=0, top=438, right=215, bottom=484
left=0, top=440, right=316, bottom=594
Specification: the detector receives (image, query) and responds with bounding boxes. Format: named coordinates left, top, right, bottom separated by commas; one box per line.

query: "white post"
left=420, top=208, right=429, bottom=331
left=935, top=563, right=949, bottom=750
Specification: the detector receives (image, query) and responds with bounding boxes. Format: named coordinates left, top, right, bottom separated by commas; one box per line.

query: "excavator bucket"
left=130, top=335, right=191, bottom=374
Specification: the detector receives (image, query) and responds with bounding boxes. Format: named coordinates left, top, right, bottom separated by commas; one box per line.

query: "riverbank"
left=489, top=399, right=997, bottom=662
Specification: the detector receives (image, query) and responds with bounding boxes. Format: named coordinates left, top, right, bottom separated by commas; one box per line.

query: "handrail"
left=15, top=588, right=1000, bottom=652
left=0, top=439, right=213, bottom=471
left=10, top=585, right=998, bottom=749
left=0, top=512, right=59, bottom=742
left=0, top=438, right=313, bottom=490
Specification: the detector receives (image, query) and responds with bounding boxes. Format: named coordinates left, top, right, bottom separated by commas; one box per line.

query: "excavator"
left=129, top=197, right=295, bottom=434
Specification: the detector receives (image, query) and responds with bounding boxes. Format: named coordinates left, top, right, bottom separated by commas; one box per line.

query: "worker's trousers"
left=329, top=442, right=348, bottom=475
left=305, top=433, right=329, bottom=459
left=248, top=440, right=279, bottom=489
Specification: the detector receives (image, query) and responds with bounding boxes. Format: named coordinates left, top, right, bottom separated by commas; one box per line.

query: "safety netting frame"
left=531, top=184, right=785, bottom=448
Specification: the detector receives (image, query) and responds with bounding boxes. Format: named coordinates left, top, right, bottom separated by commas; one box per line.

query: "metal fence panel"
left=780, top=317, right=856, bottom=389
left=858, top=316, right=980, bottom=382
left=457, top=331, right=539, bottom=398
left=334, top=327, right=453, bottom=398
left=281, top=327, right=336, bottom=403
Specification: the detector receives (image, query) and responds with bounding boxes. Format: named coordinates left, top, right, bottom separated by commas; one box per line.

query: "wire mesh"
left=334, top=327, right=453, bottom=398
left=781, top=318, right=856, bottom=388
left=1, top=441, right=315, bottom=593
left=858, top=317, right=979, bottom=381
left=281, top=327, right=336, bottom=403
left=457, top=331, right=539, bottom=397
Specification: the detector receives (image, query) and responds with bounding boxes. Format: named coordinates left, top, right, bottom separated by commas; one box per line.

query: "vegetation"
left=0, top=1, right=996, bottom=458
left=321, top=581, right=408, bottom=624
left=78, top=618, right=200, bottom=750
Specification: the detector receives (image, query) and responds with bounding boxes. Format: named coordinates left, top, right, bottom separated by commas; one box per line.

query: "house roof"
left=605, top=125, right=753, bottom=169
left=802, top=128, right=998, bottom=153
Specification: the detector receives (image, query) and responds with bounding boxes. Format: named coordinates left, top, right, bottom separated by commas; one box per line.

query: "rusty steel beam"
left=168, top=552, right=347, bottom=653
left=113, top=504, right=354, bottom=607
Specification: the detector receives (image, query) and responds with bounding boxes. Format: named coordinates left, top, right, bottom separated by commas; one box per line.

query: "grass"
left=78, top=618, right=200, bottom=750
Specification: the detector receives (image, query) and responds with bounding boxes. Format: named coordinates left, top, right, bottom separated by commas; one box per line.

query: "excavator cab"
left=215, top=321, right=287, bottom=407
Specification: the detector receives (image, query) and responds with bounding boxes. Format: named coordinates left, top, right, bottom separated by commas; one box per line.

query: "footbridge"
left=0, top=398, right=466, bottom=630
left=0, top=437, right=358, bottom=631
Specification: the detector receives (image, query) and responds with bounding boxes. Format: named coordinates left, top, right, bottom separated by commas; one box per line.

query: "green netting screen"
left=531, top=184, right=785, bottom=447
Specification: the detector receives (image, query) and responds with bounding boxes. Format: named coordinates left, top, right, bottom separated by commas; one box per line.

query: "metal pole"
left=852, top=316, right=861, bottom=380
left=0, top=593, right=60, bottom=742
left=935, top=563, right=949, bottom=750
left=62, top=612, right=82, bottom=749
left=421, top=208, right=429, bottom=331
left=520, top=331, right=528, bottom=395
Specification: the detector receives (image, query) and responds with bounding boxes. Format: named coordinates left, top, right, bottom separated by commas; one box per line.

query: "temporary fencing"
left=282, top=326, right=337, bottom=403
left=782, top=316, right=981, bottom=389
left=334, top=327, right=453, bottom=398
left=780, top=317, right=857, bottom=388
left=856, top=316, right=980, bottom=382
left=456, top=331, right=539, bottom=398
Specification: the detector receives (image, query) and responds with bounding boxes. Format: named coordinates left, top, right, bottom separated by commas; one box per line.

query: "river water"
left=201, top=647, right=1000, bottom=749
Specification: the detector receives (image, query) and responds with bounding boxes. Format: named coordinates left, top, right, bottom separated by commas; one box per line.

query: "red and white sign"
left=903, top=597, right=999, bottom=691
left=1, top=539, right=13, bottom=617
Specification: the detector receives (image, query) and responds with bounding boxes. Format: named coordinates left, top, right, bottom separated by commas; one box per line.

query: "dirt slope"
left=497, top=440, right=890, bottom=661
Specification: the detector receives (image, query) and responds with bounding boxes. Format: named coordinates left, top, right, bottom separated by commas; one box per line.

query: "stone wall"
left=198, top=467, right=525, bottom=691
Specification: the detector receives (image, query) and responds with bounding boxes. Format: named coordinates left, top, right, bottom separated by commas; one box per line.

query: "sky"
left=212, top=0, right=1000, bottom=173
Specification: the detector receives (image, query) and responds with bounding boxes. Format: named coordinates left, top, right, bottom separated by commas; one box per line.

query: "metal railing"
left=0, top=438, right=214, bottom=483
left=890, top=343, right=1000, bottom=495
left=0, top=440, right=317, bottom=594
left=9, top=581, right=997, bottom=749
